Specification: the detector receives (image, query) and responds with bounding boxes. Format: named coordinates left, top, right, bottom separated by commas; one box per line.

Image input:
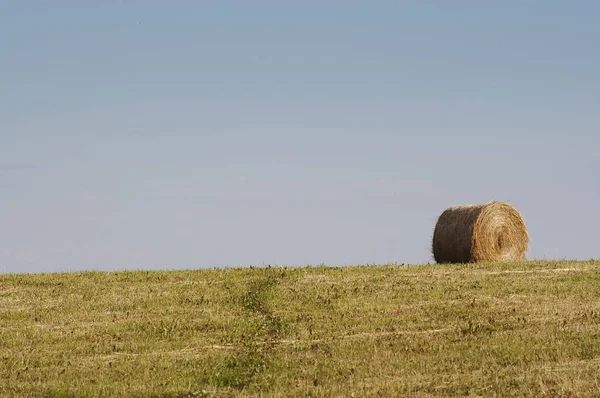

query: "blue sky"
left=1, top=1, right=599, bottom=273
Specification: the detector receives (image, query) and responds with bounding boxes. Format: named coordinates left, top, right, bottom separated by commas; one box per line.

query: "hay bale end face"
left=432, top=201, right=529, bottom=264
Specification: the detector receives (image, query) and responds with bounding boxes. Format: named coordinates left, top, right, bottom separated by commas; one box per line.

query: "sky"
left=1, top=1, right=599, bottom=273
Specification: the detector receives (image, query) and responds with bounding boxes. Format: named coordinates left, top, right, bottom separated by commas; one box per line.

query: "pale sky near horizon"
left=1, top=2, right=599, bottom=273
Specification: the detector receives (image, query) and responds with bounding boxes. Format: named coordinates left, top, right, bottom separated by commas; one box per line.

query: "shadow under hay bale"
left=432, top=201, right=529, bottom=264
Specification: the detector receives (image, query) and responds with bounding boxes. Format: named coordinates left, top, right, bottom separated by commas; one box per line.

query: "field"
left=1, top=260, right=600, bottom=397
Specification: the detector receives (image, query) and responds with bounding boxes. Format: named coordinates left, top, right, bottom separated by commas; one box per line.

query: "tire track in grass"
left=201, top=268, right=288, bottom=391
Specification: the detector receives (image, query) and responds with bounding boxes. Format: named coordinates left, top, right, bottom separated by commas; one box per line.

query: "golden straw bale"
left=432, top=201, right=529, bottom=263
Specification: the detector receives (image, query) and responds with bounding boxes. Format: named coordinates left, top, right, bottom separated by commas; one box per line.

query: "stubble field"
left=1, top=260, right=600, bottom=397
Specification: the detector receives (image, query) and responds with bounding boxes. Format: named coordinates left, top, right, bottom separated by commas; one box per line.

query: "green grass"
left=1, top=260, right=600, bottom=397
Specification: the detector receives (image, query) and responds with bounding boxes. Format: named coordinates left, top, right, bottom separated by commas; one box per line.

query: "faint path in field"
left=202, top=326, right=455, bottom=350
left=84, top=326, right=457, bottom=361
left=483, top=267, right=592, bottom=275
left=541, top=357, right=600, bottom=372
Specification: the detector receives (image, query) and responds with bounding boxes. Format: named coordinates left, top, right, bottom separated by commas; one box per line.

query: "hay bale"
left=432, top=201, right=529, bottom=263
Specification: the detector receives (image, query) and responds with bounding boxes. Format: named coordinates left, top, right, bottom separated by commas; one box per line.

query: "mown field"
left=1, top=260, right=600, bottom=397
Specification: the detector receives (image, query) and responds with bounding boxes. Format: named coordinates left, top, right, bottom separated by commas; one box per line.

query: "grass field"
left=1, top=260, right=600, bottom=397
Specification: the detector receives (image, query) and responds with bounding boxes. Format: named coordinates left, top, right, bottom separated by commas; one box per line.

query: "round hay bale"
left=432, top=201, right=529, bottom=264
